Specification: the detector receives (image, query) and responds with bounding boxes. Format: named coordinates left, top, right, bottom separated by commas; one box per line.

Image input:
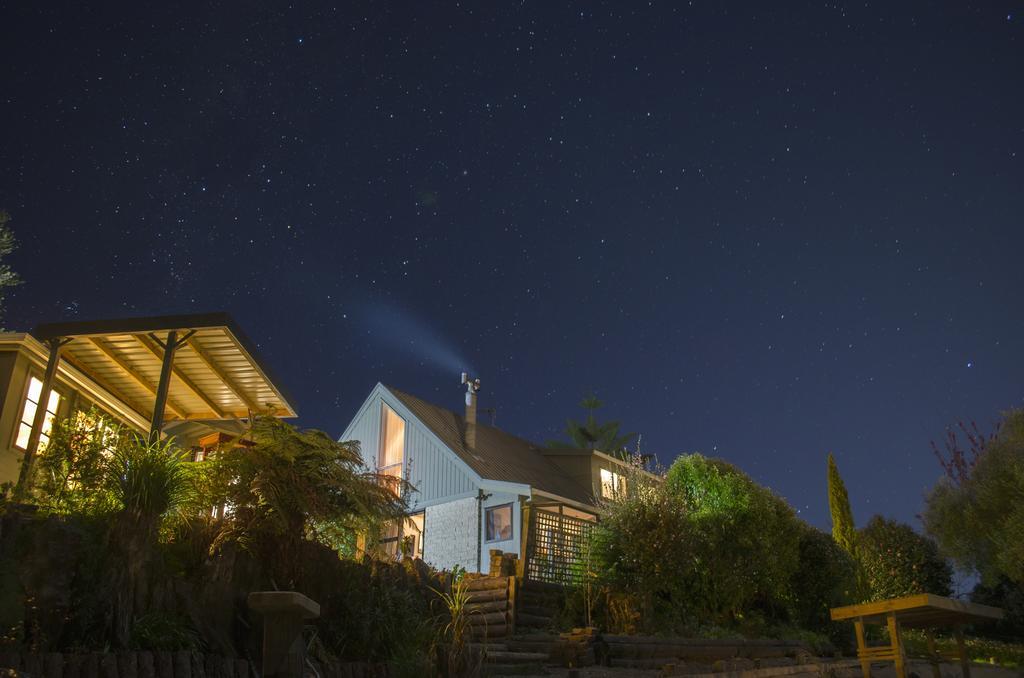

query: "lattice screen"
left=525, top=508, right=595, bottom=585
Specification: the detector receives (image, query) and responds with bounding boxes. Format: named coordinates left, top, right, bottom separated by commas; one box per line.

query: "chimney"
left=461, top=372, right=481, bottom=449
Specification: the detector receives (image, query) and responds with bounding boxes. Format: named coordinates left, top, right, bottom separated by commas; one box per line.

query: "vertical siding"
left=339, top=386, right=477, bottom=507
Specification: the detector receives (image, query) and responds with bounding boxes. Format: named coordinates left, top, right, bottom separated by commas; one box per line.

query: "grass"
left=902, top=630, right=1024, bottom=669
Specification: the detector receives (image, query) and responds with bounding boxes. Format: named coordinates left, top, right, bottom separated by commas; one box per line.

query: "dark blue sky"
left=2, top=2, right=1022, bottom=532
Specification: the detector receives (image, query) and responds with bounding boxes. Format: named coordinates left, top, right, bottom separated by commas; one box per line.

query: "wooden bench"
left=831, top=594, right=1003, bottom=678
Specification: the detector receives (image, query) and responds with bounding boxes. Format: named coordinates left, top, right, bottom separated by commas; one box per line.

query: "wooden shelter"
left=831, top=594, right=1004, bottom=678
left=1, top=312, right=295, bottom=492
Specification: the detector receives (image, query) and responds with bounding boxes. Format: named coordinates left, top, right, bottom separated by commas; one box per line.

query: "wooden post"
left=954, top=627, right=971, bottom=678
left=507, top=575, right=517, bottom=637
left=887, top=613, right=906, bottom=678
left=519, top=502, right=533, bottom=581
left=854, top=618, right=871, bottom=678
left=14, top=337, right=68, bottom=498
left=149, top=330, right=179, bottom=443
left=926, top=630, right=942, bottom=678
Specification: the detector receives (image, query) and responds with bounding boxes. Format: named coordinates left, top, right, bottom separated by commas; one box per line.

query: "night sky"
left=2, top=3, right=1022, bottom=537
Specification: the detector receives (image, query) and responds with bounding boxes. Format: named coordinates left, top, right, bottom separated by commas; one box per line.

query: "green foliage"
left=902, top=630, right=1024, bottom=669
left=858, top=515, right=952, bottom=600
left=826, top=454, right=857, bottom=556
left=129, top=611, right=200, bottom=651
left=592, top=453, right=829, bottom=634
left=548, top=393, right=636, bottom=459
left=0, top=210, right=21, bottom=328
left=923, top=409, right=1024, bottom=586
left=189, top=416, right=408, bottom=585
left=31, top=409, right=189, bottom=530
left=665, top=454, right=801, bottom=623
left=591, top=462, right=695, bottom=631
left=789, top=523, right=858, bottom=647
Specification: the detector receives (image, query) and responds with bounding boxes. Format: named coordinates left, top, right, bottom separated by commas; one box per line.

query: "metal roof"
left=384, top=385, right=596, bottom=507
left=31, top=312, right=296, bottom=422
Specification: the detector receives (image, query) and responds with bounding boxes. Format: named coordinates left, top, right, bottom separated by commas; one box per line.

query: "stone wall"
left=422, top=496, right=478, bottom=572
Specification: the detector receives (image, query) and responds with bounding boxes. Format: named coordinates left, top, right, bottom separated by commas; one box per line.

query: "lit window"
left=15, top=377, right=61, bottom=451
left=600, top=468, right=627, bottom=499
left=485, top=504, right=514, bottom=542
left=379, top=403, right=405, bottom=480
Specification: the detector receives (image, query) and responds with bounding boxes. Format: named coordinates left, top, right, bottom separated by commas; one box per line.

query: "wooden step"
left=484, top=651, right=549, bottom=664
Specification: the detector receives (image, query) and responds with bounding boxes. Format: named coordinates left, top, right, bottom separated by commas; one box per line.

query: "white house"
left=340, top=378, right=636, bottom=581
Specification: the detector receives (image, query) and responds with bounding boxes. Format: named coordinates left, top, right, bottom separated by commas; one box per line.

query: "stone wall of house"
left=423, top=496, right=479, bottom=572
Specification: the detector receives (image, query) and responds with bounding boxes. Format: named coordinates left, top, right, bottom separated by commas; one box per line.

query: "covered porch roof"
left=32, top=312, right=296, bottom=423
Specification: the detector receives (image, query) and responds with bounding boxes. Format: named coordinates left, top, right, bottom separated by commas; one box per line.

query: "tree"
left=789, top=523, right=858, bottom=641
left=192, top=416, right=409, bottom=585
left=665, top=454, right=802, bottom=623
left=548, top=393, right=636, bottom=459
left=0, top=210, right=21, bottom=327
left=858, top=515, right=952, bottom=601
left=827, top=453, right=858, bottom=556
left=923, top=409, right=1024, bottom=585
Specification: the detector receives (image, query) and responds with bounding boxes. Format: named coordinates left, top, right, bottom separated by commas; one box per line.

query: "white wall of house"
left=480, top=492, right=521, bottom=569
left=423, top=495, right=479, bottom=572
left=340, top=384, right=478, bottom=506
left=341, top=384, right=529, bottom=574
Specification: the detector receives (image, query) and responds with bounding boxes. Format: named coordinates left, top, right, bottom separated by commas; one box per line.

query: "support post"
left=926, top=630, right=942, bottom=678
left=854, top=618, right=871, bottom=678
left=248, top=592, right=320, bottom=678
left=888, top=613, right=906, bottom=678
left=15, top=337, right=68, bottom=498
left=954, top=627, right=971, bottom=678
left=149, top=330, right=179, bottom=443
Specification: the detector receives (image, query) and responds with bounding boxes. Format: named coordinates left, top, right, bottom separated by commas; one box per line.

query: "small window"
left=379, top=403, right=405, bottom=480
left=600, top=468, right=627, bottom=499
left=15, top=377, right=61, bottom=451
left=485, top=504, right=514, bottom=542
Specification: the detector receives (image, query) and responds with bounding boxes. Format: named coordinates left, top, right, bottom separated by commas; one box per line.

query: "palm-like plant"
left=548, top=394, right=636, bottom=459
left=193, top=416, right=409, bottom=584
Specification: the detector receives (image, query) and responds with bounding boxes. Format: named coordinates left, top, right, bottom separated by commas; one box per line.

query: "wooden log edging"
left=0, top=652, right=243, bottom=678
left=0, top=653, right=392, bottom=678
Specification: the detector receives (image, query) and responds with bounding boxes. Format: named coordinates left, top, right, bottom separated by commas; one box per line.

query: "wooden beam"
left=61, top=352, right=156, bottom=421
left=183, top=335, right=260, bottom=412
left=854, top=619, right=871, bottom=678
left=135, top=334, right=228, bottom=419
left=87, top=337, right=188, bottom=420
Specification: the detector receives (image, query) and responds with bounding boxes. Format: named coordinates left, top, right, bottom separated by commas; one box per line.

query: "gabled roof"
left=384, top=385, right=596, bottom=507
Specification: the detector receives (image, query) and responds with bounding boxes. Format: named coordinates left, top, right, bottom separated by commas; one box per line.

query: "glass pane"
left=380, top=405, right=405, bottom=469
left=42, top=412, right=56, bottom=436
left=46, top=390, right=60, bottom=413
left=39, top=433, right=50, bottom=452
left=486, top=505, right=513, bottom=542
left=27, top=377, right=42, bottom=403
left=15, top=423, right=32, bottom=449
left=20, top=399, right=38, bottom=426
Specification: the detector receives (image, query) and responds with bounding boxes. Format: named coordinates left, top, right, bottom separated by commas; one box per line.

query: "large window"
left=600, top=467, right=627, bottom=499
left=485, top=504, right=514, bottom=542
left=380, top=512, right=425, bottom=560
left=15, top=377, right=61, bottom=451
left=379, top=403, right=405, bottom=480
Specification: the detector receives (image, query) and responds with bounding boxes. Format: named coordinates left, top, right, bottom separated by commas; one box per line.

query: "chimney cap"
left=461, top=372, right=481, bottom=393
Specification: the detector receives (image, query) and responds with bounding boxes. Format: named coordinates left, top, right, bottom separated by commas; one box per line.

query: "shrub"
left=591, top=462, right=695, bottom=632
left=665, top=454, right=801, bottom=624
left=858, top=515, right=952, bottom=600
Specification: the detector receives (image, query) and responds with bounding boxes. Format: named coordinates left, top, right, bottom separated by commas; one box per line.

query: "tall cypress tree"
left=827, top=453, right=858, bottom=555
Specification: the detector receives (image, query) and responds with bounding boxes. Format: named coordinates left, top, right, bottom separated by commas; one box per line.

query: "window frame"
left=484, top=502, right=515, bottom=543
left=378, top=402, right=406, bottom=481
left=600, top=467, right=627, bottom=499
left=13, top=374, right=63, bottom=452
